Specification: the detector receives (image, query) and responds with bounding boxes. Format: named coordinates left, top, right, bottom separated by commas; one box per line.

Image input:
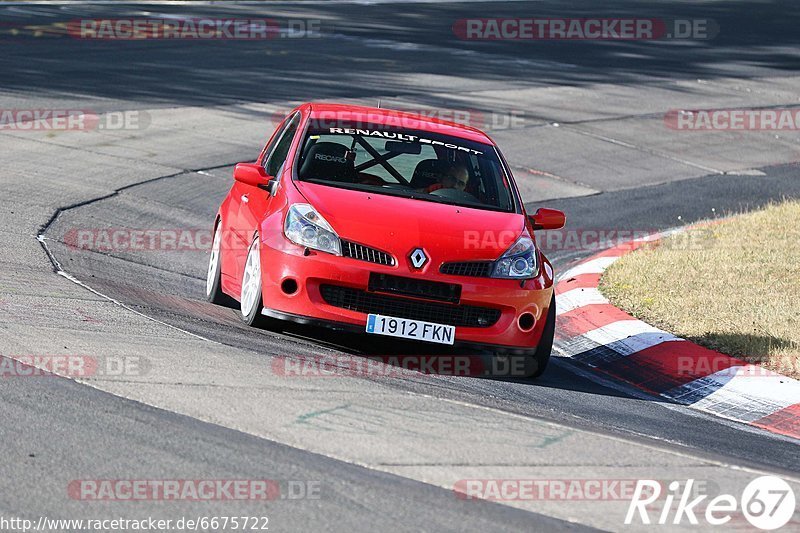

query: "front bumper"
left=258, top=233, right=555, bottom=349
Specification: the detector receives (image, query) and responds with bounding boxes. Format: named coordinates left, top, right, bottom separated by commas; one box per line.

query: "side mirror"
left=233, top=163, right=278, bottom=195
left=529, top=208, right=566, bottom=230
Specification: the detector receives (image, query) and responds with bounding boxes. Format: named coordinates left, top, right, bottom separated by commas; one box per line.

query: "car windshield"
left=295, top=120, right=517, bottom=213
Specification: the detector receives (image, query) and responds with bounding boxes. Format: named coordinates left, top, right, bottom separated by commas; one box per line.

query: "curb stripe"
left=556, top=273, right=602, bottom=293
left=583, top=320, right=676, bottom=356
left=591, top=236, right=662, bottom=258
left=559, top=256, right=620, bottom=279
left=556, top=304, right=632, bottom=337
left=691, top=365, right=800, bottom=412
left=553, top=229, right=800, bottom=440
left=601, top=341, right=741, bottom=395
left=753, top=404, right=800, bottom=440
left=555, top=288, right=607, bottom=315
left=571, top=345, right=621, bottom=366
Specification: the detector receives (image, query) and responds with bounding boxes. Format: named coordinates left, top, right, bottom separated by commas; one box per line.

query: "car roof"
left=303, top=102, right=495, bottom=145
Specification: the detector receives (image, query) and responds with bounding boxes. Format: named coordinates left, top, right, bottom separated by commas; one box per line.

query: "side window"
left=260, top=117, right=290, bottom=165
left=264, top=114, right=300, bottom=177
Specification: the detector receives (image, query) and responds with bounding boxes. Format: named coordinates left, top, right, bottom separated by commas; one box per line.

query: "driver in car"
left=424, top=164, right=469, bottom=193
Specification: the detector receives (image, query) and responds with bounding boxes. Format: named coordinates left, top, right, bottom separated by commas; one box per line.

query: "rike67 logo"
left=626, top=476, right=796, bottom=530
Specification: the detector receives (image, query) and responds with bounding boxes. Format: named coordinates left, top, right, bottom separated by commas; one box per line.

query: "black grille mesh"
left=320, top=284, right=500, bottom=328
left=341, top=240, right=394, bottom=266
left=368, top=273, right=461, bottom=304
left=440, top=261, right=493, bottom=278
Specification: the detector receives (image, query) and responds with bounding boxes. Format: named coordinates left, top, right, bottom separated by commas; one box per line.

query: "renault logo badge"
left=409, top=248, right=428, bottom=269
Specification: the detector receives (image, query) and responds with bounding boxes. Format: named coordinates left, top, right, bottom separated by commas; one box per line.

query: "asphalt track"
left=2, top=1, right=800, bottom=531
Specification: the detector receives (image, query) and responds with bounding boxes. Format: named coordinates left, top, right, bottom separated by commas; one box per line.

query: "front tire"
left=240, top=233, right=265, bottom=325
left=206, top=219, right=234, bottom=307
left=239, top=232, right=279, bottom=329
left=529, top=294, right=556, bottom=378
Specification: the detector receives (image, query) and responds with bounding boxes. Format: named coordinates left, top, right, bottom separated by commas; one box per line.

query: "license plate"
left=366, top=314, right=455, bottom=345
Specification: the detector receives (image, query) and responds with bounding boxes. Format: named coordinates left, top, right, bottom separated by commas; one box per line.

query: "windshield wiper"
left=406, top=194, right=461, bottom=206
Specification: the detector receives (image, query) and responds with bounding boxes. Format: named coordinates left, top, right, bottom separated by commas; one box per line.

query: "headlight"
left=491, top=235, right=539, bottom=279
left=284, top=204, right=341, bottom=256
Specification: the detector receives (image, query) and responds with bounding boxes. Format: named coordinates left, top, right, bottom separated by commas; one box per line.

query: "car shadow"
left=272, top=319, right=666, bottom=400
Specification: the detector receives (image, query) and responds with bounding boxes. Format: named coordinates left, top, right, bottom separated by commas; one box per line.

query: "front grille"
left=368, top=273, right=461, bottom=304
left=341, top=240, right=394, bottom=266
left=320, top=284, right=500, bottom=328
left=440, top=261, right=493, bottom=278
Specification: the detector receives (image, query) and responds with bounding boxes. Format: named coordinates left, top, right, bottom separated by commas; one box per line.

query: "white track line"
left=668, top=366, right=800, bottom=422
left=584, top=320, right=679, bottom=357
left=556, top=287, right=608, bottom=315
left=559, top=256, right=620, bottom=280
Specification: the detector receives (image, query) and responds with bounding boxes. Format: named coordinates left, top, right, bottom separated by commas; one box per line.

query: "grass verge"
left=599, top=199, right=800, bottom=379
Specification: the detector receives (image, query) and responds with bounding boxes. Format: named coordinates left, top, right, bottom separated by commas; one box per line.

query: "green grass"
left=599, top=200, right=800, bottom=378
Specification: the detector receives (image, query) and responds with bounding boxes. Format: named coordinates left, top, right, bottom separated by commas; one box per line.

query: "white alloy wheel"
left=241, top=237, right=262, bottom=318
left=206, top=222, right=222, bottom=297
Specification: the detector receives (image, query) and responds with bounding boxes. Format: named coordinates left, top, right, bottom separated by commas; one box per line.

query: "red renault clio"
left=206, top=103, right=565, bottom=377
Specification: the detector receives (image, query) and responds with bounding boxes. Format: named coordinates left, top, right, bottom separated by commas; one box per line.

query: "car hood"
left=294, top=181, right=525, bottom=262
